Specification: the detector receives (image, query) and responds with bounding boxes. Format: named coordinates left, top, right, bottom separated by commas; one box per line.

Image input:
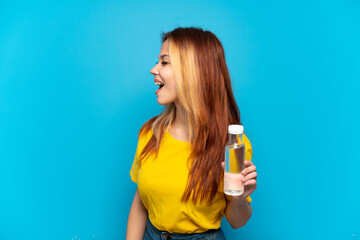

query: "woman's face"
left=150, top=39, right=178, bottom=105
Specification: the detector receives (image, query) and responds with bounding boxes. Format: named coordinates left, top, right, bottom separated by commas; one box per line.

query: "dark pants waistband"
left=143, top=219, right=226, bottom=240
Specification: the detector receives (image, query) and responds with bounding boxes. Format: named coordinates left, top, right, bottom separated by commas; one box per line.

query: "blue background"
left=1, top=0, right=359, bottom=239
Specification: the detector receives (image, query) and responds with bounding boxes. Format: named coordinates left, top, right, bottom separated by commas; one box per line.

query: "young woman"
left=127, top=27, right=257, bottom=240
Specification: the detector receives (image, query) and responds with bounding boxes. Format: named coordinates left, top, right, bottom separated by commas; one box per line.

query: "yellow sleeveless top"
left=130, top=130, right=253, bottom=233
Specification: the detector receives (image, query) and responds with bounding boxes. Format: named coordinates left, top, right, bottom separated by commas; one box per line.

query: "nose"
left=150, top=62, right=159, bottom=75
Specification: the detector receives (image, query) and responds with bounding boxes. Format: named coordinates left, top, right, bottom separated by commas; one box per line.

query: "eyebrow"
left=158, top=54, right=170, bottom=60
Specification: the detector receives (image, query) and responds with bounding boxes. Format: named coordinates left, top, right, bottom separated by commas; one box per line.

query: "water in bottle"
left=224, top=125, right=245, bottom=196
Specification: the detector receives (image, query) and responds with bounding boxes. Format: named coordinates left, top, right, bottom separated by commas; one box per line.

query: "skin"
left=126, top=40, right=257, bottom=239
left=222, top=161, right=257, bottom=228
left=150, top=40, right=179, bottom=107
left=126, top=189, right=147, bottom=240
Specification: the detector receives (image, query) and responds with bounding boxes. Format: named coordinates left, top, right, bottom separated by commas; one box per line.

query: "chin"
left=156, top=99, right=169, bottom=105
left=156, top=96, right=178, bottom=106
left=156, top=96, right=178, bottom=105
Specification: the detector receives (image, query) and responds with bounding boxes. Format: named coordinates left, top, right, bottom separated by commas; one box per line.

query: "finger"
left=242, top=172, right=257, bottom=182
left=243, top=179, right=257, bottom=186
left=241, top=165, right=256, bottom=175
left=244, top=161, right=253, bottom=167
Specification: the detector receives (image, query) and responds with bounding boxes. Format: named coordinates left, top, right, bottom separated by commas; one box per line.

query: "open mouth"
left=155, top=82, right=165, bottom=89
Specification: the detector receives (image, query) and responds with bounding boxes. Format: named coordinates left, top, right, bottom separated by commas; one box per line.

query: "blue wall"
left=1, top=0, right=359, bottom=239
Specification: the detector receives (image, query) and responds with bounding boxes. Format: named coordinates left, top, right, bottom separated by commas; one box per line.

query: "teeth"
left=155, top=82, right=164, bottom=86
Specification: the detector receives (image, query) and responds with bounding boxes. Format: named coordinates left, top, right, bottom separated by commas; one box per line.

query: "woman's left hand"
left=240, top=160, right=257, bottom=199
left=221, top=161, right=257, bottom=200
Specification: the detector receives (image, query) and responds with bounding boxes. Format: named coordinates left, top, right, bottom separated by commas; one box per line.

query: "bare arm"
left=223, top=160, right=257, bottom=229
left=126, top=188, right=148, bottom=240
left=225, top=196, right=252, bottom=228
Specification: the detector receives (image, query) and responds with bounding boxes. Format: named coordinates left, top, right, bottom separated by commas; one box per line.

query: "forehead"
left=158, top=39, right=170, bottom=58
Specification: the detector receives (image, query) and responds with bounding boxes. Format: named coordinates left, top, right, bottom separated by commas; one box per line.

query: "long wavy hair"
left=139, top=27, right=241, bottom=204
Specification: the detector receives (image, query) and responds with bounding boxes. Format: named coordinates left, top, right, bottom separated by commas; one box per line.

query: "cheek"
left=160, top=68, right=172, bottom=80
left=161, top=70, right=175, bottom=87
left=167, top=78, right=177, bottom=92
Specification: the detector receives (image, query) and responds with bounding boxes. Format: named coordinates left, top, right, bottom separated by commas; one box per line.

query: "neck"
left=169, top=102, right=189, bottom=142
left=175, top=102, right=187, bottom=126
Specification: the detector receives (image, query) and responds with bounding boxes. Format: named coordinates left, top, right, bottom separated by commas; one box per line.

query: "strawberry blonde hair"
left=139, top=27, right=241, bottom=204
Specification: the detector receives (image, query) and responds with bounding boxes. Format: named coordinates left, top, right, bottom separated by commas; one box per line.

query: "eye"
left=155, top=61, right=169, bottom=66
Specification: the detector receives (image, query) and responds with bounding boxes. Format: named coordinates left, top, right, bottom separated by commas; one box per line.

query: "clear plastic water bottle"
left=224, top=124, right=245, bottom=196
